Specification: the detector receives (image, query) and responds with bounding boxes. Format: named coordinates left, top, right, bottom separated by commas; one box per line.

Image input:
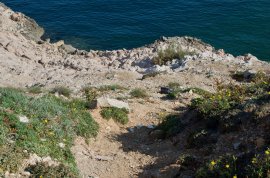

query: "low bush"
left=0, top=87, right=98, bottom=176
left=83, top=87, right=98, bottom=109
left=196, top=149, right=270, bottom=178
left=100, top=107, right=129, bottom=124
left=26, top=162, right=78, bottom=178
left=130, top=88, right=148, bottom=98
left=156, top=114, right=185, bottom=137
left=153, top=45, right=195, bottom=65
left=50, top=86, right=71, bottom=97
left=191, top=73, right=270, bottom=122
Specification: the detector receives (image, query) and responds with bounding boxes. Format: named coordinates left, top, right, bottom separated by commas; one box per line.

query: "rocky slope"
left=0, top=2, right=270, bottom=178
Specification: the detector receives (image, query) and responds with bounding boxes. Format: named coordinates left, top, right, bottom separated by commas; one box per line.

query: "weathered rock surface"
left=0, top=3, right=269, bottom=92
left=97, top=97, right=130, bottom=110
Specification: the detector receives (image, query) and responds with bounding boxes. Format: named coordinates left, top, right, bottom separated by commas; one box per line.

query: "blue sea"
left=2, top=0, right=270, bottom=61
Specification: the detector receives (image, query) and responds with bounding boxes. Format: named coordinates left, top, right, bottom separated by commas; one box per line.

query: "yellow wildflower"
left=40, top=176, right=43, bottom=178
left=225, top=164, right=230, bottom=168
left=210, top=160, right=216, bottom=166
left=48, top=131, right=54, bottom=136
left=233, top=175, right=237, bottom=178
left=44, top=119, right=48, bottom=123
left=265, top=150, right=270, bottom=155
left=268, top=91, right=270, bottom=95
left=252, top=158, right=257, bottom=164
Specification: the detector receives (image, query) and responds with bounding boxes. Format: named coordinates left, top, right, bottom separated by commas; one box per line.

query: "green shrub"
left=25, top=162, right=78, bottom=178
left=100, top=107, right=129, bottom=125
left=0, top=146, right=25, bottom=173
left=0, top=87, right=98, bottom=176
left=156, top=114, right=185, bottom=137
left=50, top=86, right=71, bottom=97
left=130, top=88, right=148, bottom=98
left=191, top=73, right=270, bottom=120
left=83, top=87, right=98, bottom=109
left=153, top=45, right=195, bottom=65
left=196, top=149, right=270, bottom=178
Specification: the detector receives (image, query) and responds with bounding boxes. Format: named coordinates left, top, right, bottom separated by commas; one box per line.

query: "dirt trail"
left=72, top=99, right=181, bottom=178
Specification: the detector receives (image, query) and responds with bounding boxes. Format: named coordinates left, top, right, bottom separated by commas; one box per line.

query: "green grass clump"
left=168, top=82, right=181, bottom=89
left=153, top=44, right=195, bottom=65
left=98, top=84, right=127, bottom=92
left=27, top=86, right=43, bottom=94
left=0, top=87, right=98, bottom=176
left=50, top=86, right=71, bottom=97
left=100, top=107, right=129, bottom=125
left=130, top=88, right=148, bottom=98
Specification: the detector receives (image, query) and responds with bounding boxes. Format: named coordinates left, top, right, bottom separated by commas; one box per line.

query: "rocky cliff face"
left=0, top=3, right=269, bottom=91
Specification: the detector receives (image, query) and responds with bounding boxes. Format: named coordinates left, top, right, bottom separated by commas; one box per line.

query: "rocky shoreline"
left=1, top=2, right=269, bottom=91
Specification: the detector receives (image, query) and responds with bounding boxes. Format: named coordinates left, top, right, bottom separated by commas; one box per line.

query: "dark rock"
left=160, top=87, right=173, bottom=94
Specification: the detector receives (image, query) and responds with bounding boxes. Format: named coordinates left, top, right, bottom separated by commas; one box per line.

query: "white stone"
left=18, top=115, right=29, bottom=123
left=97, top=97, right=130, bottom=110
left=59, top=142, right=65, bottom=148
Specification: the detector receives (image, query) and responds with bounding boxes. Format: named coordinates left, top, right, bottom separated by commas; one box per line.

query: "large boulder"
left=97, top=97, right=130, bottom=110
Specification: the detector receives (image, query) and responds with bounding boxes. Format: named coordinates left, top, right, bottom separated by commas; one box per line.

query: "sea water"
left=2, top=0, right=270, bottom=60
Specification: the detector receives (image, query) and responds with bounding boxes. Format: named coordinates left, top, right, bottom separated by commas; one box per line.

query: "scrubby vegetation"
left=0, top=87, right=98, bottom=177
left=83, top=87, right=98, bottom=109
left=156, top=71, right=270, bottom=177
left=196, top=151, right=270, bottom=178
left=164, top=84, right=211, bottom=100
left=156, top=114, right=185, bottom=138
left=153, top=44, right=195, bottom=65
left=27, top=86, right=43, bottom=94
left=100, top=107, right=129, bottom=125
left=26, top=162, right=77, bottom=178
left=130, top=88, right=148, bottom=98
left=50, top=86, right=71, bottom=97
left=98, top=84, right=127, bottom=92
left=191, top=72, right=270, bottom=125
